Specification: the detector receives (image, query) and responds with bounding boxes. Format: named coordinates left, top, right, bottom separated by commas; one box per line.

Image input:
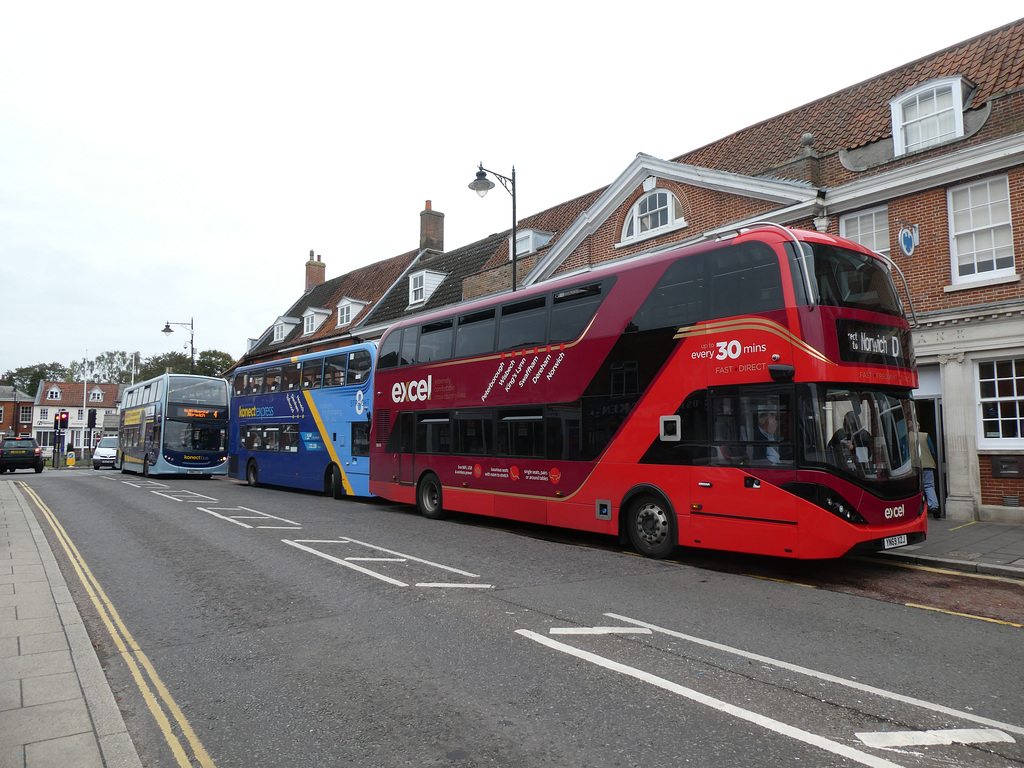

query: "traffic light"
left=53, top=415, right=60, bottom=431
left=87, top=409, right=96, bottom=429
left=57, top=411, right=69, bottom=429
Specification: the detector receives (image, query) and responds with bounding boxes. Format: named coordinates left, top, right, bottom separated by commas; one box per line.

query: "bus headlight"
left=783, top=482, right=868, bottom=525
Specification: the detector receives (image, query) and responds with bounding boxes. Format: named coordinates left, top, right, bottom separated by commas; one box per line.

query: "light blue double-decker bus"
left=118, top=374, right=230, bottom=476
left=228, top=344, right=375, bottom=498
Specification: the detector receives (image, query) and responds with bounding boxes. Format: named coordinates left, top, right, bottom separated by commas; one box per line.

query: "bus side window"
left=346, top=350, right=372, bottom=385
left=233, top=373, right=247, bottom=397
left=632, top=255, right=707, bottom=332
left=282, top=363, right=301, bottom=391
left=419, top=320, right=454, bottom=363
left=551, top=283, right=606, bottom=343
left=499, top=296, right=547, bottom=351
left=323, top=354, right=347, bottom=388
left=301, top=360, right=323, bottom=389
left=710, top=242, right=783, bottom=319
left=378, top=331, right=401, bottom=369
left=455, top=310, right=496, bottom=358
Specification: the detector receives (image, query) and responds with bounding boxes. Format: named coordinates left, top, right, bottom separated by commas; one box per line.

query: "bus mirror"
left=769, top=364, right=795, bottom=382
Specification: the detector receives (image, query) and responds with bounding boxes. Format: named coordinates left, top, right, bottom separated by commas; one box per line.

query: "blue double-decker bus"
left=118, top=374, right=229, bottom=476
left=228, top=344, right=375, bottom=498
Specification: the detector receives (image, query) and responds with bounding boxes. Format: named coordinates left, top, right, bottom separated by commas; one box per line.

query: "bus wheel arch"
left=246, top=459, right=259, bottom=487
left=416, top=471, right=447, bottom=520
left=621, top=486, right=677, bottom=559
left=325, top=464, right=346, bottom=500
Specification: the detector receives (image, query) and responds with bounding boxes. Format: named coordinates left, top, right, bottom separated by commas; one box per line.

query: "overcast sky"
left=2, top=2, right=1021, bottom=376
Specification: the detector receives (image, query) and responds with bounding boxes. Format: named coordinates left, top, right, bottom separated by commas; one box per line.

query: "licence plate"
left=11, top=450, right=26, bottom=455
left=187, top=469, right=203, bottom=475
left=883, top=534, right=908, bottom=549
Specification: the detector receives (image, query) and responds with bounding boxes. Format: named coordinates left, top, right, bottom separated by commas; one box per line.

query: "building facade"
left=31, top=381, right=122, bottom=455
left=0, top=386, right=33, bottom=438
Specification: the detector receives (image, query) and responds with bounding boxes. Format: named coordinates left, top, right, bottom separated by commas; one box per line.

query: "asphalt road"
left=21, top=470, right=1024, bottom=768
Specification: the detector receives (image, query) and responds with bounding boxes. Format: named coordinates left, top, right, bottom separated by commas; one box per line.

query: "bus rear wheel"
left=325, top=465, right=346, bottom=500
left=627, top=494, right=676, bottom=559
left=416, top=473, right=446, bottom=520
left=246, top=460, right=259, bottom=487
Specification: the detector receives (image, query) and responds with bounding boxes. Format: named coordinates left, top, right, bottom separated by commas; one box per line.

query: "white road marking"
left=415, top=583, right=493, bottom=589
left=152, top=490, right=219, bottom=503
left=549, top=627, right=652, bottom=635
left=198, top=505, right=301, bottom=529
left=282, top=539, right=408, bottom=586
left=857, top=728, right=1014, bottom=748
left=282, top=537, right=491, bottom=589
left=517, top=629, right=905, bottom=768
left=605, top=613, right=1024, bottom=737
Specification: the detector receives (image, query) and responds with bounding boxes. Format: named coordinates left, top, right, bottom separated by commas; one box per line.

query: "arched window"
left=889, top=77, right=969, bottom=156
left=621, top=189, right=686, bottom=243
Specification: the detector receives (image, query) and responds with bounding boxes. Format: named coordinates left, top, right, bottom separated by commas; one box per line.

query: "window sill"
left=616, top=221, right=688, bottom=249
left=944, top=273, right=1020, bottom=293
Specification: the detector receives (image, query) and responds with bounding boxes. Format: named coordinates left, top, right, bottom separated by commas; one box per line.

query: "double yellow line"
left=21, top=482, right=215, bottom=768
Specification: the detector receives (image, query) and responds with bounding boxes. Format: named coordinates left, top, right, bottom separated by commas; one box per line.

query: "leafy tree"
left=196, top=350, right=236, bottom=378
left=91, top=351, right=142, bottom=384
left=2, top=363, right=71, bottom=397
left=136, top=352, right=192, bottom=381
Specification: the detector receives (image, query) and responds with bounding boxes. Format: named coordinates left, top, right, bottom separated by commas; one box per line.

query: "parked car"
left=93, top=435, right=118, bottom=470
left=0, top=438, right=45, bottom=473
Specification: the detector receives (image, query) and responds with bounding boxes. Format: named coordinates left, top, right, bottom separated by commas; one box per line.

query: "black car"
left=0, top=437, right=45, bottom=473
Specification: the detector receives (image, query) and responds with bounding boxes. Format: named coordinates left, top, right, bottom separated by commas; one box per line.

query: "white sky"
left=2, top=2, right=1021, bottom=375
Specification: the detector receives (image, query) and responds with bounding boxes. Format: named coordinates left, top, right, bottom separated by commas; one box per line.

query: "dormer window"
left=273, top=317, right=300, bottom=343
left=46, top=387, right=61, bottom=401
left=890, top=76, right=970, bottom=156
left=302, top=308, right=330, bottom=336
left=408, top=270, right=446, bottom=306
left=620, top=184, right=686, bottom=244
left=89, top=388, right=104, bottom=403
left=511, top=229, right=554, bottom=259
left=335, top=298, right=367, bottom=328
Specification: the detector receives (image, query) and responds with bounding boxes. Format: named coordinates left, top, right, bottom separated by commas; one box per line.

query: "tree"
left=2, top=363, right=71, bottom=397
left=91, top=351, right=142, bottom=384
left=136, top=352, right=192, bottom=381
left=195, top=350, right=236, bottom=378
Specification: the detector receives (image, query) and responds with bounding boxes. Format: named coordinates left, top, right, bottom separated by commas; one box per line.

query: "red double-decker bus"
left=369, top=225, right=927, bottom=559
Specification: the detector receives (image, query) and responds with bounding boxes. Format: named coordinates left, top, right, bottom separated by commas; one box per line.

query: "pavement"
left=1, top=479, right=141, bottom=768
left=2, top=478, right=1023, bottom=768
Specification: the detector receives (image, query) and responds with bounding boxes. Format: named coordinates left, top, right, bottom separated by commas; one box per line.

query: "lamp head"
left=162, top=322, right=173, bottom=336
left=468, top=165, right=495, bottom=197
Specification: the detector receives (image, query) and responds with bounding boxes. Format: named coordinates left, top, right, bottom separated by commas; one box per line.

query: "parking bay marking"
left=198, top=505, right=301, bottom=530
left=282, top=537, right=492, bottom=589
left=521, top=617, right=1019, bottom=766
left=604, top=612, right=1024, bottom=738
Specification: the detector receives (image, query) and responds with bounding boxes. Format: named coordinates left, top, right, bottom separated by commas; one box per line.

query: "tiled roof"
left=33, top=382, right=121, bottom=408
left=675, top=18, right=1024, bottom=176
left=362, top=232, right=509, bottom=327
left=478, top=188, right=606, bottom=272
left=247, top=250, right=418, bottom=356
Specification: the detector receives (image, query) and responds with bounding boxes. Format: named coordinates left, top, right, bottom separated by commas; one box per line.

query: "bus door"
left=691, top=387, right=798, bottom=555
left=396, top=412, right=416, bottom=485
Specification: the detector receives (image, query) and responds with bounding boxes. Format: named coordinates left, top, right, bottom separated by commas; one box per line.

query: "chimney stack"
left=305, top=249, right=325, bottom=292
left=420, top=200, right=444, bottom=252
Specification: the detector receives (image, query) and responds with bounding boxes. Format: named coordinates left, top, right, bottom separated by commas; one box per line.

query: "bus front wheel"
left=626, top=494, right=676, bottom=559
left=416, top=473, right=446, bottom=520
left=142, top=456, right=150, bottom=478
left=246, top=461, right=259, bottom=488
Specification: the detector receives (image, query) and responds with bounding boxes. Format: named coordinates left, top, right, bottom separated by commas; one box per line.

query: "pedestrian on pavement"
left=918, top=431, right=939, bottom=518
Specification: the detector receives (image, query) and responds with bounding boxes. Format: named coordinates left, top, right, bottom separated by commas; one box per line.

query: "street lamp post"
left=469, top=162, right=518, bottom=291
left=161, top=318, right=195, bottom=373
